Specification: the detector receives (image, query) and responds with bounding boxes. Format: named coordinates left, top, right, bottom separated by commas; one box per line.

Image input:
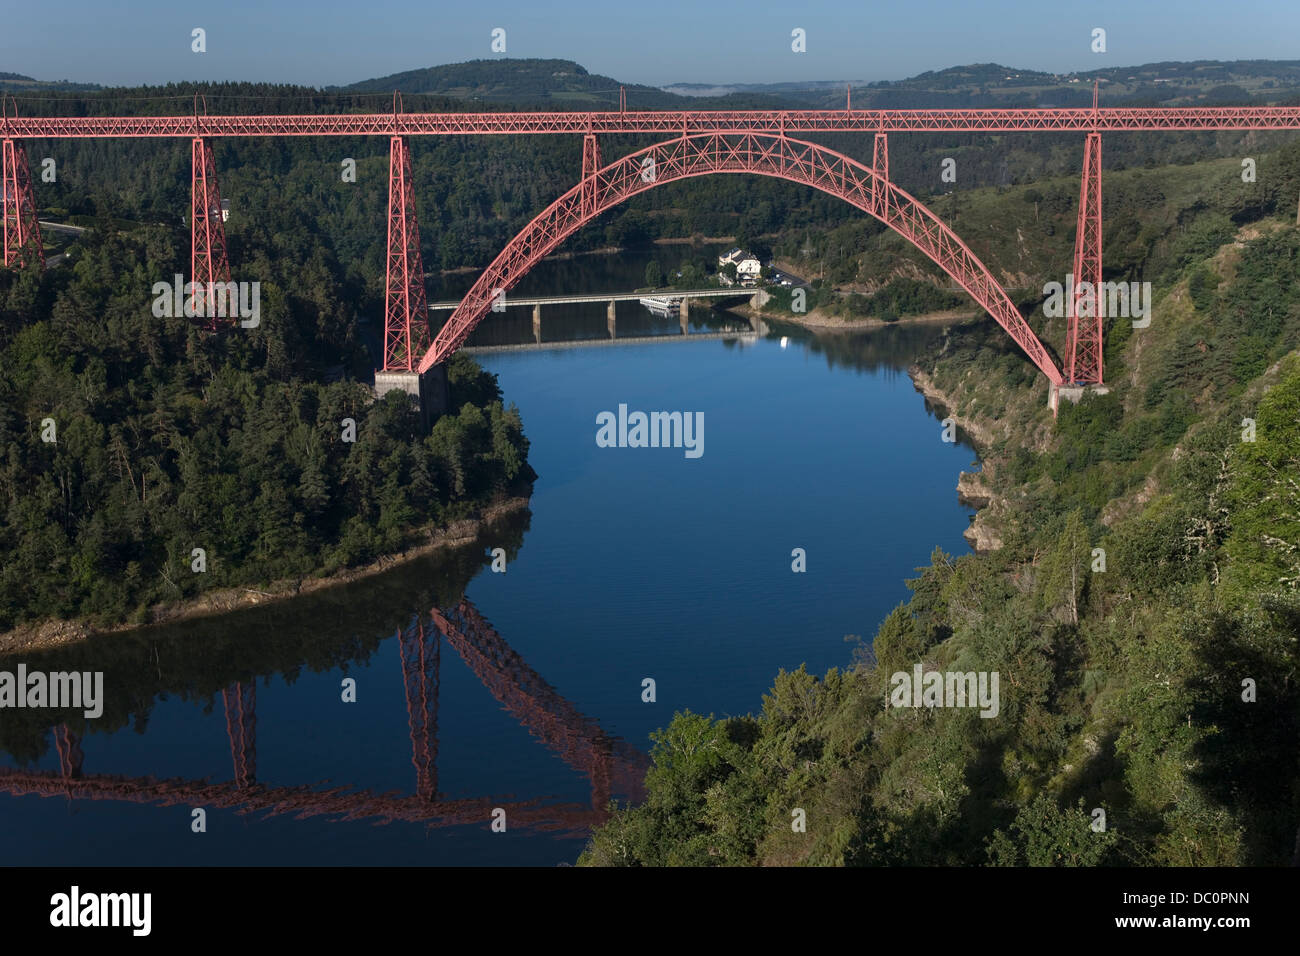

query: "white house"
left=718, top=247, right=763, bottom=285
left=736, top=257, right=762, bottom=284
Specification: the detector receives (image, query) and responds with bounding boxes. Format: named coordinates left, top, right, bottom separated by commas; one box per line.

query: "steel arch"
left=419, top=133, right=1063, bottom=384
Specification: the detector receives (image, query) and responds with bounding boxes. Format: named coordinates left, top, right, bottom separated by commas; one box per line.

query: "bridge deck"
left=11, top=107, right=1300, bottom=138
left=464, top=329, right=758, bottom=353
left=428, top=288, right=753, bottom=310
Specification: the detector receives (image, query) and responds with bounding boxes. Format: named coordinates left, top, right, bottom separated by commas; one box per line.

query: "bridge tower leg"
left=590, top=739, right=612, bottom=817
left=1065, top=132, right=1103, bottom=385
left=376, top=137, right=447, bottom=423
left=581, top=133, right=602, bottom=217
left=190, top=138, right=231, bottom=331
left=382, top=136, right=430, bottom=373
left=222, top=682, right=256, bottom=790
left=53, top=724, right=83, bottom=781
left=871, top=132, right=889, bottom=218
left=400, top=617, right=440, bottom=801
left=2, top=138, right=44, bottom=269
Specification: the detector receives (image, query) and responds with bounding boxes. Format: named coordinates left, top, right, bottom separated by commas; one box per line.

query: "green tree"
left=1223, top=357, right=1300, bottom=596
left=1036, top=509, right=1091, bottom=625
left=643, top=260, right=662, bottom=288
left=987, top=795, right=1117, bottom=866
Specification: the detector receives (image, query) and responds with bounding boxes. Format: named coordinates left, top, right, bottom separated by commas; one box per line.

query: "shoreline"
left=0, top=496, right=531, bottom=656
left=907, top=365, right=1006, bottom=553
left=2, top=331, right=995, bottom=653
left=734, top=302, right=978, bottom=332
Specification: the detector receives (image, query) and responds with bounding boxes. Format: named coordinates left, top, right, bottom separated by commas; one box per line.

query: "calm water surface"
left=0, top=251, right=978, bottom=866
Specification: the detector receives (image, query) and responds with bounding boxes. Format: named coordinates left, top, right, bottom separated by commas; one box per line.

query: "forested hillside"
left=580, top=150, right=1300, bottom=867
left=335, top=58, right=683, bottom=108
left=765, top=138, right=1300, bottom=331
left=0, top=223, right=533, bottom=633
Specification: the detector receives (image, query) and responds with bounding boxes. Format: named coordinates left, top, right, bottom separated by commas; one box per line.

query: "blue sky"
left=3, top=0, right=1298, bottom=88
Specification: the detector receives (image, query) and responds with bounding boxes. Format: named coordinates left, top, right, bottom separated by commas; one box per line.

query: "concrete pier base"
left=374, top=364, right=450, bottom=428
left=532, top=304, right=542, bottom=343
left=607, top=301, right=617, bottom=339
left=1049, top=382, right=1110, bottom=413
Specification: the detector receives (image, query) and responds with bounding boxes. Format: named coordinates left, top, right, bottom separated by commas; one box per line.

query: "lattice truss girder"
left=0, top=764, right=601, bottom=830
left=433, top=601, right=647, bottom=802
left=11, top=106, right=1300, bottom=138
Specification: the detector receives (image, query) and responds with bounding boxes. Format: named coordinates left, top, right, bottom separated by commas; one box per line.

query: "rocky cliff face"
left=910, top=365, right=1008, bottom=553
left=956, top=471, right=1005, bottom=552
left=957, top=471, right=993, bottom=508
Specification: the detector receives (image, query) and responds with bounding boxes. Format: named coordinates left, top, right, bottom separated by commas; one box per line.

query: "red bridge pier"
left=374, top=133, right=448, bottom=425
left=2, top=137, right=44, bottom=269
left=1048, top=92, right=1111, bottom=413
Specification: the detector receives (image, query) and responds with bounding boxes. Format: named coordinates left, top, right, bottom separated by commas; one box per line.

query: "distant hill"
left=12, top=56, right=1300, bottom=111
left=0, top=72, right=101, bottom=93
left=337, top=56, right=1300, bottom=111
left=669, top=59, right=1300, bottom=109
left=333, top=58, right=688, bottom=109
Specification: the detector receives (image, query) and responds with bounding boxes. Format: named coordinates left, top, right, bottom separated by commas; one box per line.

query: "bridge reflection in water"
left=0, top=598, right=647, bottom=835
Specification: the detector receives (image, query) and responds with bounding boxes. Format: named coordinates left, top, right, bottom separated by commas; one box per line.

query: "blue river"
left=0, top=292, right=977, bottom=866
